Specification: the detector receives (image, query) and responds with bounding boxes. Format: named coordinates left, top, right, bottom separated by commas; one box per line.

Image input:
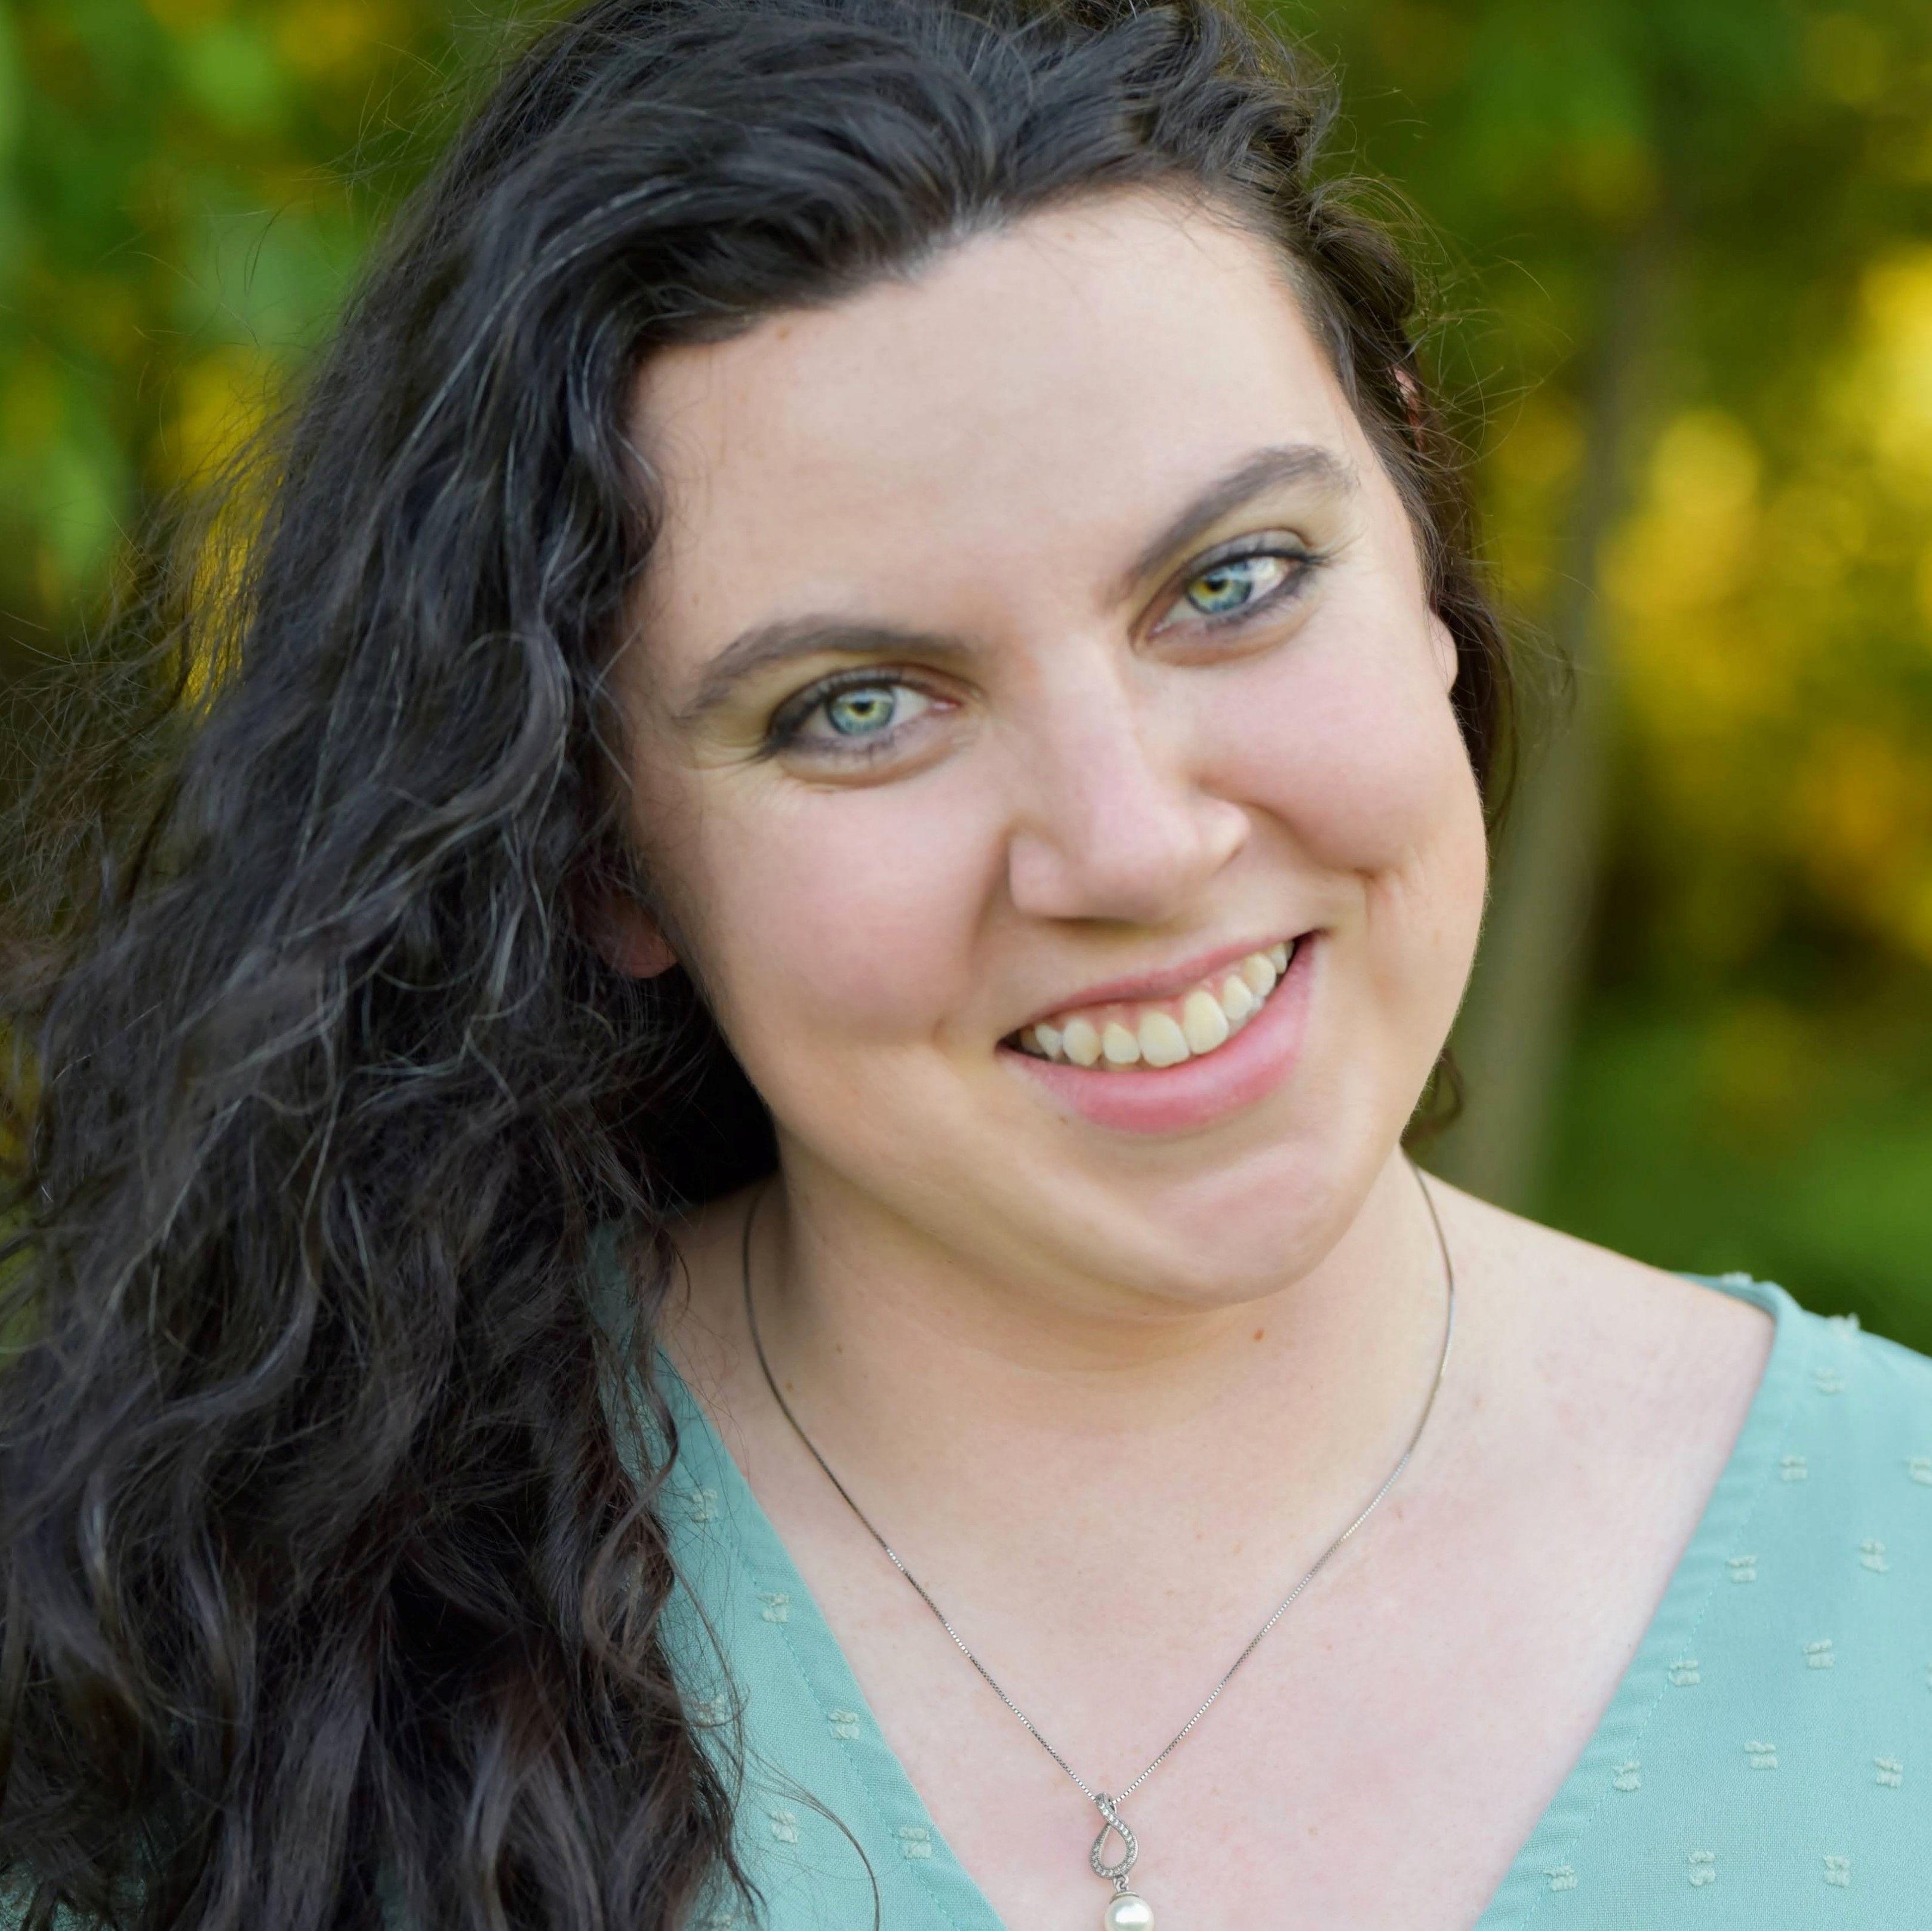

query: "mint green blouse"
left=7, top=1274, right=1926, bottom=1929
left=655, top=1275, right=1932, bottom=1927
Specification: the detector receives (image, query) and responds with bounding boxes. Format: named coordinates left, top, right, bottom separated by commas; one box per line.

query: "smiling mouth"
left=1007, top=939, right=1298, bottom=1070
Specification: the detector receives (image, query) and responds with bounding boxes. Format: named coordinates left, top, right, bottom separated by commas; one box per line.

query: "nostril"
left=1005, top=777, right=1248, bottom=926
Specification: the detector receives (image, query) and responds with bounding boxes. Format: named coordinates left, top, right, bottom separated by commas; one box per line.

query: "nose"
left=1003, top=662, right=1248, bottom=925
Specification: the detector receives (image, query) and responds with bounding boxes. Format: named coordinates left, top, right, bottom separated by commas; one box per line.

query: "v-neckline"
left=653, top=1272, right=1803, bottom=1931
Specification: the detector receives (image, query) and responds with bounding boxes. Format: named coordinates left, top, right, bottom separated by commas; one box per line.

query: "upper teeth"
left=1017, top=943, right=1293, bottom=1070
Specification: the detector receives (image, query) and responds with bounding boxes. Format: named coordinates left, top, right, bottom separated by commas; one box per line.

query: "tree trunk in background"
left=1425, top=229, right=1665, bottom=1210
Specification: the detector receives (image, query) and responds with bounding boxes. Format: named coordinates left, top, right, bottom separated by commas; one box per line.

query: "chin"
left=982, top=1101, right=1399, bottom=1308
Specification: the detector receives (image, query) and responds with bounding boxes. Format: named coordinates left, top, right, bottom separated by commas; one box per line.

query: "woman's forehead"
left=629, top=193, right=1368, bottom=618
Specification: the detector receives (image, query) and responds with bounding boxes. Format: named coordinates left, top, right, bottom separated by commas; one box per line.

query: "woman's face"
left=619, top=193, right=1488, bottom=1307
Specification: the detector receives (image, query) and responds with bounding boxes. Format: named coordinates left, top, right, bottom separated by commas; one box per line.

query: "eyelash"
left=761, top=540, right=1326, bottom=760
left=1161, top=540, right=1326, bottom=636
left=763, top=667, right=947, bottom=759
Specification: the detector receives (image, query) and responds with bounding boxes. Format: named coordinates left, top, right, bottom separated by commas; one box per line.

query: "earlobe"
left=1430, top=614, right=1459, bottom=695
left=589, top=895, right=679, bottom=978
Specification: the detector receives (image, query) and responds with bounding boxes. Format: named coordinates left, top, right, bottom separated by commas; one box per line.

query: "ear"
left=588, top=892, right=679, bottom=978
left=1391, top=363, right=1428, bottom=446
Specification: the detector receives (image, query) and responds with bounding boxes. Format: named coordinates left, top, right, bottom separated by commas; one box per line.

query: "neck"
left=721, top=1147, right=1454, bottom=1564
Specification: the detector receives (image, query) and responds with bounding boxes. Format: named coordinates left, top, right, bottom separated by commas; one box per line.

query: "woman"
left=3, top=1, right=1926, bottom=1926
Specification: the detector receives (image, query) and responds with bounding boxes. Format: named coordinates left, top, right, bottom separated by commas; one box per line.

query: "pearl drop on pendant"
left=1102, top=1895, right=1155, bottom=1931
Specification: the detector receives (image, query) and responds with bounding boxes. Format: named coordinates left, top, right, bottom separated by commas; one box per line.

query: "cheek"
left=1212, top=616, right=1490, bottom=1036
left=675, top=777, right=1002, bottom=1054
left=1222, top=630, right=1480, bottom=880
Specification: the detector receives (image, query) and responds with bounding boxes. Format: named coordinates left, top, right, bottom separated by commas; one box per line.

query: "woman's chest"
left=755, top=1444, right=1702, bottom=1931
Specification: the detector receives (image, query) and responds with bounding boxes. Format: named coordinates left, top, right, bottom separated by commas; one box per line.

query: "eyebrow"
left=676, top=441, right=1354, bottom=722
left=676, top=619, right=971, bottom=722
left=1116, top=441, right=1356, bottom=596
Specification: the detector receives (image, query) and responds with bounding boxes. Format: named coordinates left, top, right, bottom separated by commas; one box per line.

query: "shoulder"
left=1428, top=1181, right=1776, bottom=1464
left=1672, top=1284, right=1932, bottom=1756
left=1743, top=1285, right=1932, bottom=1519
left=1785, top=1294, right=1932, bottom=1419
left=1432, top=1172, right=1932, bottom=1542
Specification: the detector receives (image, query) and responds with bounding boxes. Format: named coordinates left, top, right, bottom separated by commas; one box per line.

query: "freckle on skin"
left=1253, top=1329, right=1265, bottom=1342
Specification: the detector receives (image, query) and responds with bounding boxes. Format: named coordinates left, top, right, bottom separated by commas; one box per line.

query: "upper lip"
left=1006, top=931, right=1308, bottom=1035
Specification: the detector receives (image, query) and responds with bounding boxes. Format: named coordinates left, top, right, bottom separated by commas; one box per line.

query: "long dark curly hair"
left=0, top=1, right=1511, bottom=1926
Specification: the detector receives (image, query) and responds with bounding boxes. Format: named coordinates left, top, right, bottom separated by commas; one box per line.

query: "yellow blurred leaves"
left=1496, top=394, right=1586, bottom=491
left=1854, top=248, right=1932, bottom=488
left=275, top=0, right=410, bottom=82
left=1601, top=263, right=1932, bottom=965
left=0, top=0, right=453, bottom=729
left=176, top=487, right=258, bottom=710
left=1483, top=392, right=1584, bottom=605
left=1562, top=132, right=1658, bottom=229
left=161, top=343, right=278, bottom=489
left=1764, top=481, right=1867, bottom=590
left=1601, top=409, right=1782, bottom=793
left=158, top=346, right=278, bottom=707
left=1604, top=409, right=1761, bottom=617
left=1793, top=728, right=1932, bottom=954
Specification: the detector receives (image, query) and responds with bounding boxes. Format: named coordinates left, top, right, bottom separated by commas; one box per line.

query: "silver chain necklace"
left=740, top=1161, right=1457, bottom=1931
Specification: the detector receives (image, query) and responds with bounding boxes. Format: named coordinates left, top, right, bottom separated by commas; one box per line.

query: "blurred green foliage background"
left=2, top=0, right=1929, bottom=1340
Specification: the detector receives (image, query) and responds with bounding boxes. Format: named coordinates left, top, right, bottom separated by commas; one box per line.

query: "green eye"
left=767, top=676, right=943, bottom=760
left=824, top=685, right=900, bottom=735
left=1182, top=554, right=1292, bottom=618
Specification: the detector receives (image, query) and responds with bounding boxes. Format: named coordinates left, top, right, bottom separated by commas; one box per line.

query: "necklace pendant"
left=1089, top=1793, right=1138, bottom=1886
left=1091, top=1796, right=1153, bottom=1929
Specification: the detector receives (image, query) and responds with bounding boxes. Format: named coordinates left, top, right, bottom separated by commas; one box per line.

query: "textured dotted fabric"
left=645, top=1274, right=1932, bottom=1929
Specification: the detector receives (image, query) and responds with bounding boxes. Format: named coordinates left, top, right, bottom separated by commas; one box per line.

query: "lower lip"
left=1001, top=935, right=1318, bottom=1135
